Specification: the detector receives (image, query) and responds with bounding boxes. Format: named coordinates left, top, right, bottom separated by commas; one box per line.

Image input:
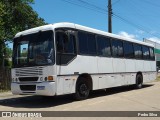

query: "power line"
left=63, top=0, right=111, bottom=32
left=112, top=13, right=160, bottom=38
left=127, top=0, right=160, bottom=30
left=61, top=0, right=160, bottom=38
left=62, top=0, right=107, bottom=14
left=113, top=0, right=152, bottom=31
left=142, top=0, right=160, bottom=8
left=113, top=0, right=160, bottom=37
left=77, top=0, right=107, bottom=12
left=112, top=0, right=121, bottom=6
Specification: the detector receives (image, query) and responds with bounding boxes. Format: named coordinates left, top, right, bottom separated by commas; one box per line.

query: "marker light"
left=48, top=76, right=54, bottom=81
left=44, top=77, right=47, bottom=81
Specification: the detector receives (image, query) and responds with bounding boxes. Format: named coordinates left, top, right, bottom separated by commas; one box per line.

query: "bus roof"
left=15, top=22, right=154, bottom=47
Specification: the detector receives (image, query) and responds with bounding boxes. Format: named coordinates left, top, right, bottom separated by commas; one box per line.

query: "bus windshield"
left=13, top=30, right=54, bottom=67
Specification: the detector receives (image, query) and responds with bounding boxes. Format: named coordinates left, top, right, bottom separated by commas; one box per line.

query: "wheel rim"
left=137, top=76, right=142, bottom=87
left=79, top=83, right=88, bottom=97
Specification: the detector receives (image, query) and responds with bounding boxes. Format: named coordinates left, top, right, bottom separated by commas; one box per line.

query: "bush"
left=4, top=59, right=12, bottom=68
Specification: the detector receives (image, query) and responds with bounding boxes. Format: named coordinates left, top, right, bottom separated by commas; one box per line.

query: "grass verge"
left=0, top=90, right=10, bottom=93
left=156, top=75, right=160, bottom=81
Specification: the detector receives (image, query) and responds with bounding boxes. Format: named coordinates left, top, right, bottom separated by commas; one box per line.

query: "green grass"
left=156, top=75, right=160, bottom=81
left=0, top=90, right=10, bottom=93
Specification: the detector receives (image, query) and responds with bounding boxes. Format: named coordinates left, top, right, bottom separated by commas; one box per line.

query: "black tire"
left=135, top=74, right=143, bottom=89
left=74, top=78, right=90, bottom=100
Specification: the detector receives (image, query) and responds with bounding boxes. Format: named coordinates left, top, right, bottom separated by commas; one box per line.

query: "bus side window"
left=97, top=36, right=111, bottom=57
left=88, top=33, right=96, bottom=55
left=56, top=31, right=76, bottom=54
left=112, top=39, right=123, bottom=57
left=56, top=32, right=66, bottom=53
left=142, top=46, right=150, bottom=60
left=149, top=47, right=155, bottom=60
left=78, top=32, right=88, bottom=54
left=78, top=31, right=96, bottom=55
left=134, top=44, right=142, bottom=59
left=123, top=41, right=134, bottom=58
left=64, top=34, right=76, bottom=54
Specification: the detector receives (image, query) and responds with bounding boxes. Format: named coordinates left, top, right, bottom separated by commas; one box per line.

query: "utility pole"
left=108, top=0, right=112, bottom=33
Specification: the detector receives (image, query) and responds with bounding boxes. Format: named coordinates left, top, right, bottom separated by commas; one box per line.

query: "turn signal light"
left=48, top=76, right=54, bottom=81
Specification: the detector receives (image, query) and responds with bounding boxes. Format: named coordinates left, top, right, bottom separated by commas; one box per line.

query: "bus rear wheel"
left=74, top=78, right=90, bottom=100
left=135, top=74, right=143, bottom=89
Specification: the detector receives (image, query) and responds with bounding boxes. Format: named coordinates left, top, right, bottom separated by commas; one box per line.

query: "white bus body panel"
left=97, top=57, right=113, bottom=89
left=11, top=82, right=56, bottom=96
left=150, top=61, right=156, bottom=71
left=56, top=55, right=98, bottom=75
left=112, top=58, right=125, bottom=73
left=135, top=60, right=144, bottom=72
left=125, top=59, right=136, bottom=72
left=97, top=57, right=113, bottom=73
left=56, top=55, right=99, bottom=95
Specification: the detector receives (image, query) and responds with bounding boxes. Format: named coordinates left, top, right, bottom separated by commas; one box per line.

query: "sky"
left=8, top=0, right=160, bottom=48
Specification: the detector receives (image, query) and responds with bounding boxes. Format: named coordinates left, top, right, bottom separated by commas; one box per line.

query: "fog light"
left=40, top=77, right=43, bottom=81
left=48, top=76, right=54, bottom=81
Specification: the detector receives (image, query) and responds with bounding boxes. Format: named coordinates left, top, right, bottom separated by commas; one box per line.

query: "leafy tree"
left=0, top=0, right=46, bottom=67
left=5, top=47, right=12, bottom=58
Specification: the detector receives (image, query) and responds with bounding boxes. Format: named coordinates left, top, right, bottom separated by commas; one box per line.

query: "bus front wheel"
left=74, top=78, right=90, bottom=100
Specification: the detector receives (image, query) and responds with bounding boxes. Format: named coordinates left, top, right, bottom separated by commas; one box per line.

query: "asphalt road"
left=0, top=81, right=160, bottom=120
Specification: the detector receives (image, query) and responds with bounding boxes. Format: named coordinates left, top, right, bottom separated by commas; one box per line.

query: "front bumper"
left=11, top=82, right=56, bottom=96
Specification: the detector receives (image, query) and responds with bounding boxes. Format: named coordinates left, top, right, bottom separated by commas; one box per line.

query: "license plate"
left=37, top=86, right=45, bottom=90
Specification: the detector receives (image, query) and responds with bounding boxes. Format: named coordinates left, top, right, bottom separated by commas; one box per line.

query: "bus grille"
left=19, top=77, right=38, bottom=82
left=20, top=85, right=36, bottom=91
left=15, top=67, right=43, bottom=77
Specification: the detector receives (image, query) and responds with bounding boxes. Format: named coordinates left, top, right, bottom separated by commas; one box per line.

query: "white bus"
left=11, top=22, right=156, bottom=100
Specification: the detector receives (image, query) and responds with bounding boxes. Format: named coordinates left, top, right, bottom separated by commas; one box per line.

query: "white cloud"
left=150, top=31, right=157, bottom=34
left=148, top=37, right=160, bottom=41
left=118, top=31, right=137, bottom=39
left=136, top=30, right=158, bottom=35
left=135, top=30, right=145, bottom=34
left=145, top=37, right=160, bottom=48
left=147, top=37, right=160, bottom=44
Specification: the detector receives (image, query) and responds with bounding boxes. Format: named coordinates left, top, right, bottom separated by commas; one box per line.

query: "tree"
left=0, top=0, right=46, bottom=67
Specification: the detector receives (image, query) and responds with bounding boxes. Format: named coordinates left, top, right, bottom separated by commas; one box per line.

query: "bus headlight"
left=15, top=78, right=18, bottom=82
left=40, top=77, right=43, bottom=81
left=12, top=78, right=18, bottom=82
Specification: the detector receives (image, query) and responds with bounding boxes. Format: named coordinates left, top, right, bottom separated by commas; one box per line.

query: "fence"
left=0, top=68, right=11, bottom=91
